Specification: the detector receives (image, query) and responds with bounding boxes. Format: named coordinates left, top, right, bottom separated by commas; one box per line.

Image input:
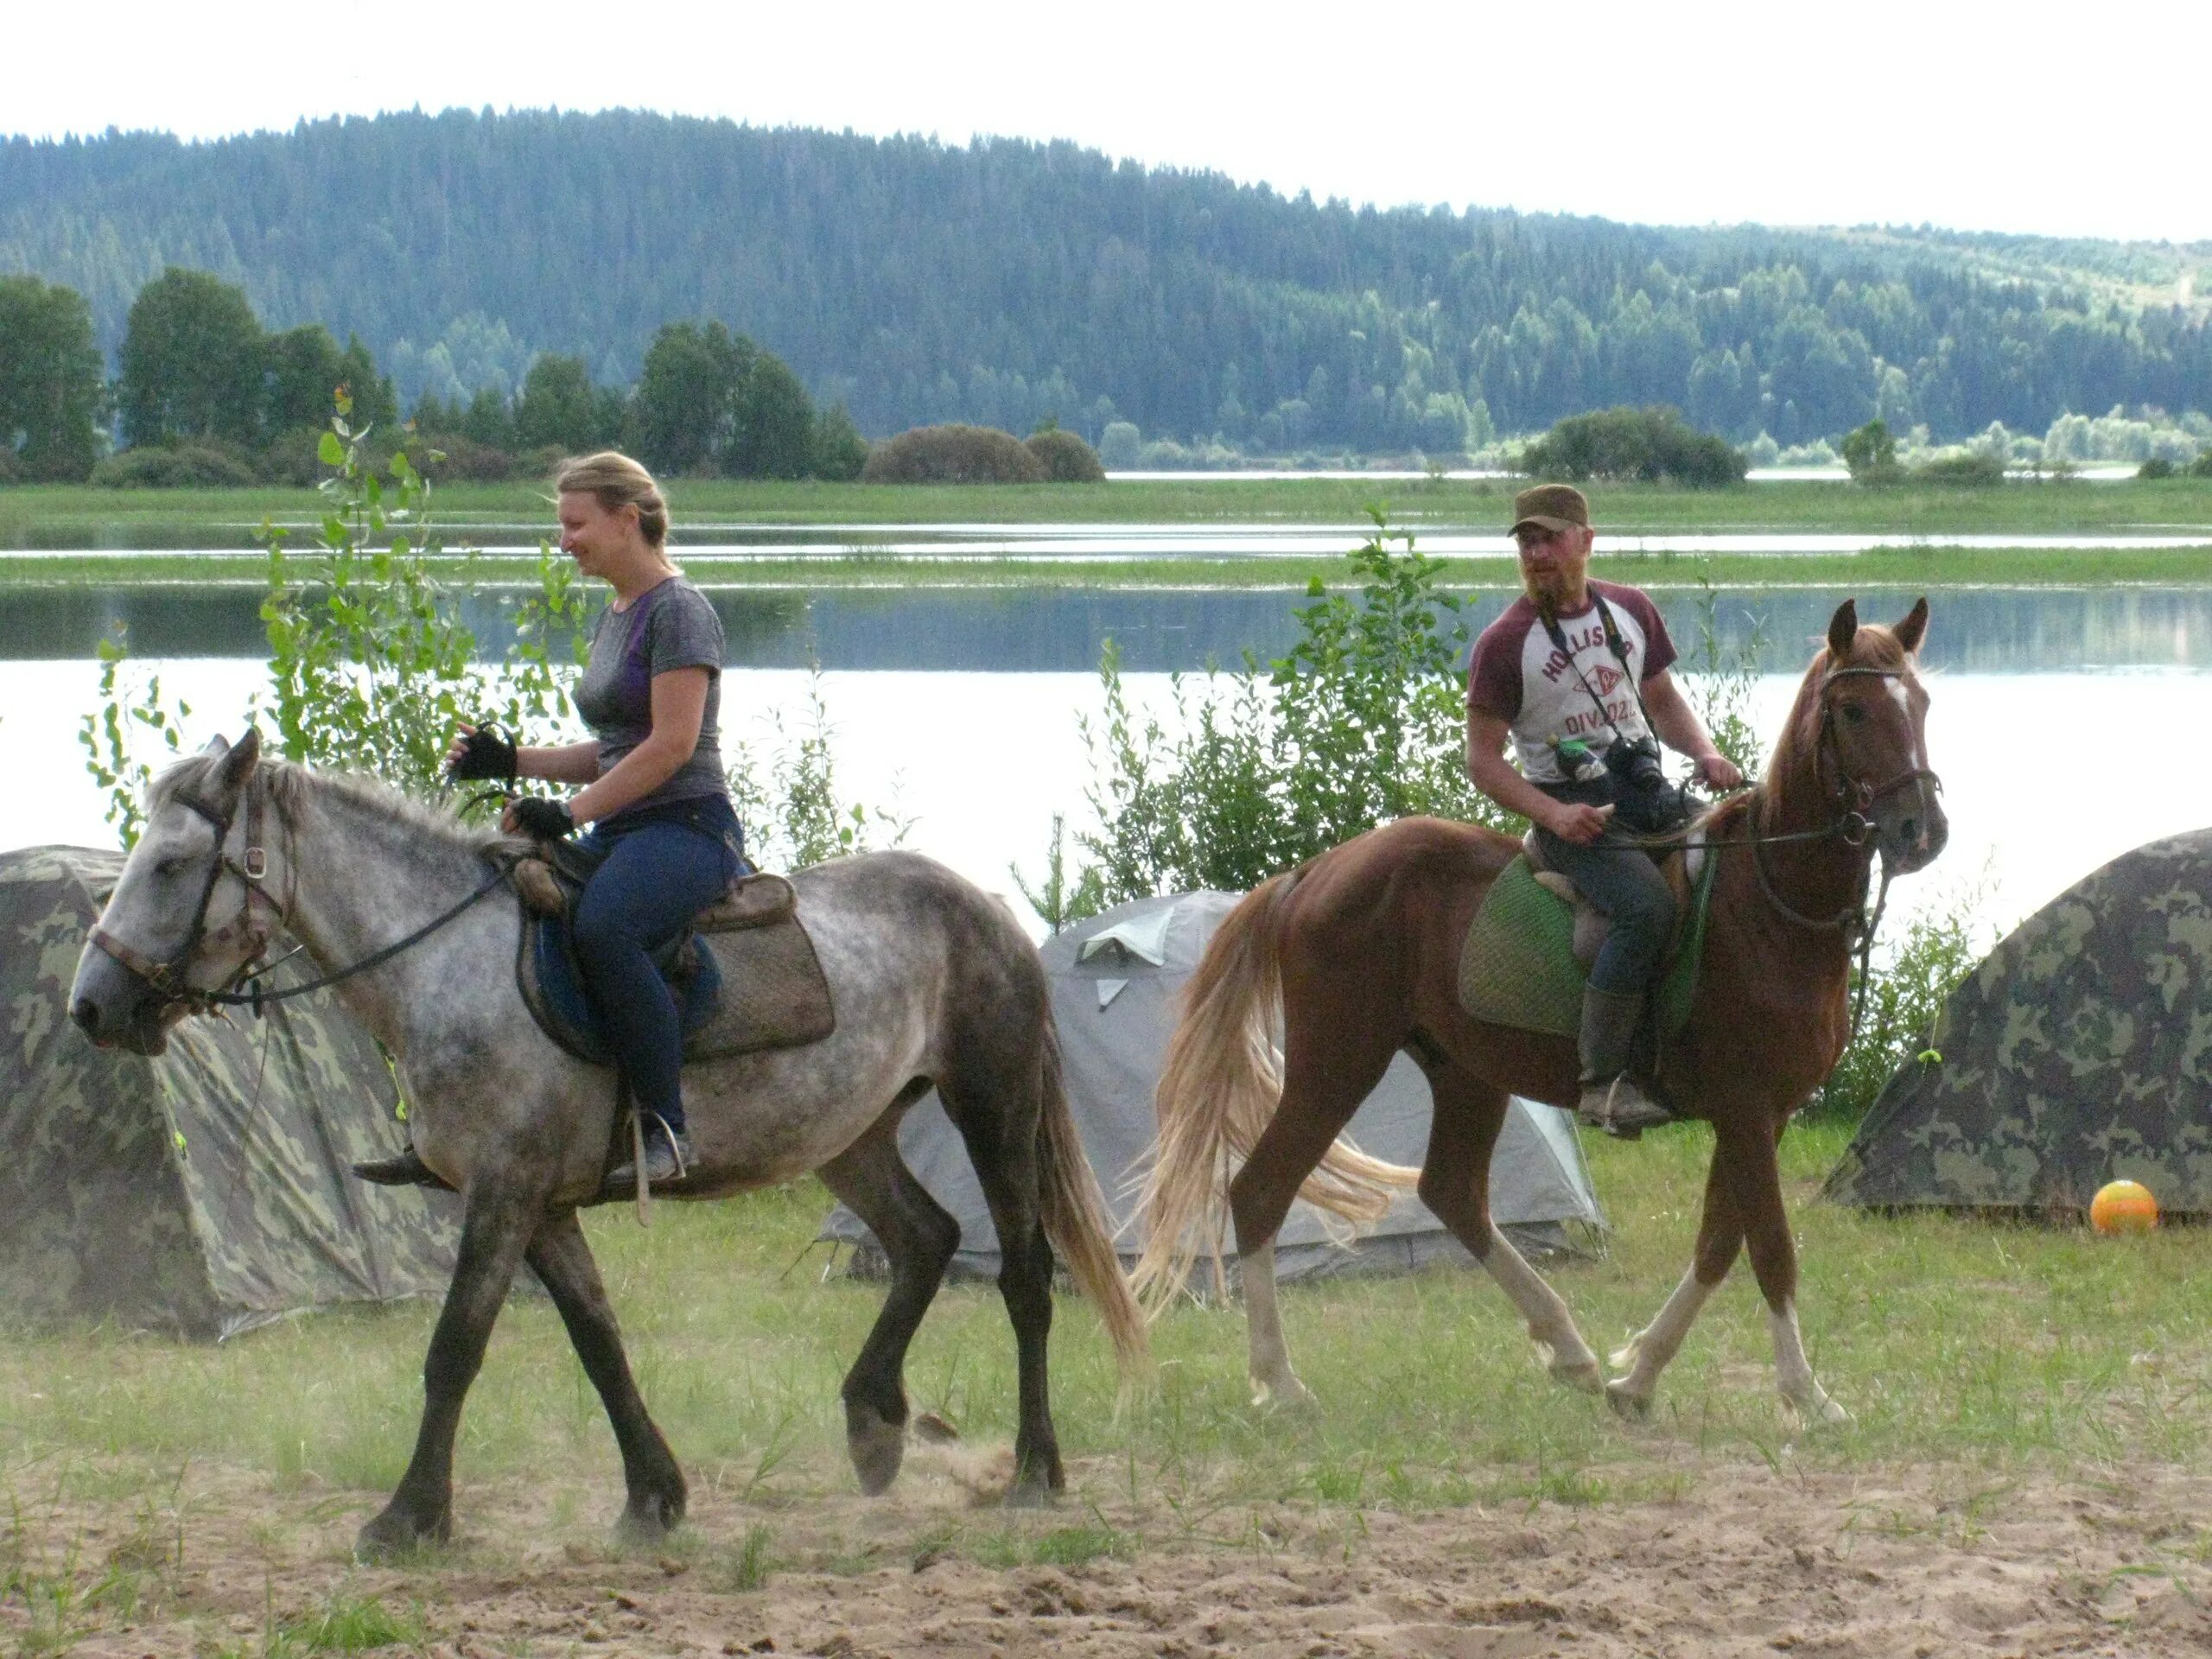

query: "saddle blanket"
left=515, top=884, right=837, bottom=1067
left=1456, top=852, right=1714, bottom=1040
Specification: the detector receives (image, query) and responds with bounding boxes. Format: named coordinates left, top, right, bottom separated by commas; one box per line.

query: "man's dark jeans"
left=1533, top=787, right=1675, bottom=995
left=572, top=794, right=743, bottom=1134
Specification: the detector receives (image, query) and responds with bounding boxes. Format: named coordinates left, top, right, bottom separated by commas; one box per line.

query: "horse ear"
left=1895, top=596, right=1929, bottom=655
left=200, top=734, right=231, bottom=760
left=1827, top=599, right=1859, bottom=659
left=216, top=727, right=262, bottom=793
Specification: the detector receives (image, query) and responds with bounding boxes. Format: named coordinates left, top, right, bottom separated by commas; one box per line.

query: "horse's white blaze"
left=1888, top=678, right=1922, bottom=770
left=1481, top=1224, right=1601, bottom=1386
left=1241, top=1240, right=1310, bottom=1404
left=1767, top=1298, right=1847, bottom=1424
left=1609, top=1266, right=1714, bottom=1399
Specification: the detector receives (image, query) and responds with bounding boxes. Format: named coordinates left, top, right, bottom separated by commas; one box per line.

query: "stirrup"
left=602, top=1112, right=692, bottom=1197
left=1578, top=1075, right=1673, bottom=1140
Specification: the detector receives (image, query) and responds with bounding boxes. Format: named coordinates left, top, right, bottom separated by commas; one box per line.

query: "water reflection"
left=3, top=585, right=2209, bottom=675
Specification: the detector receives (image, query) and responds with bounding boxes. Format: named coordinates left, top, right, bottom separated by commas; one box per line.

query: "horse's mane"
left=152, top=751, right=527, bottom=857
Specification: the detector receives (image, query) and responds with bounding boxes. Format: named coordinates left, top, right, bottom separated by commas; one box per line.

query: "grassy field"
left=3, top=1118, right=2207, bottom=1650
left=4, top=474, right=2212, bottom=548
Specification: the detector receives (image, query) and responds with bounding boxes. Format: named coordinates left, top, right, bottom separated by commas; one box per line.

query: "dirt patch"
left=10, top=1447, right=2209, bottom=1657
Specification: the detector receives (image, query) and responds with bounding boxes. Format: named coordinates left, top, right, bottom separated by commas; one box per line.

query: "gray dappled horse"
left=70, top=731, right=1146, bottom=1554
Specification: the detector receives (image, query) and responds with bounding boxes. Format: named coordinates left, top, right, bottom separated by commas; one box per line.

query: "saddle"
left=508, top=840, right=836, bottom=1067
left=1456, top=831, right=1716, bottom=1042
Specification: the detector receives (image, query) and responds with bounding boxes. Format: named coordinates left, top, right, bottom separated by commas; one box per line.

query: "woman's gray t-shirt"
left=572, top=576, right=727, bottom=819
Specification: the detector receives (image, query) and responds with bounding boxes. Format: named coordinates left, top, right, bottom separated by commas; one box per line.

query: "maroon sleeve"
left=1466, top=608, right=1527, bottom=722
left=1603, top=582, right=1677, bottom=682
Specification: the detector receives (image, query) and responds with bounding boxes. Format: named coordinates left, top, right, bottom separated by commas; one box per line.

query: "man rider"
left=1464, top=484, right=1743, bottom=1135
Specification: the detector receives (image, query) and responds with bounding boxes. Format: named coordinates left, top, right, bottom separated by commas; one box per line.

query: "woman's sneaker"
left=606, top=1122, right=695, bottom=1192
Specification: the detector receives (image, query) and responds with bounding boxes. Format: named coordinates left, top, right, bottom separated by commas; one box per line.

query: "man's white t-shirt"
left=1465, top=582, right=1678, bottom=785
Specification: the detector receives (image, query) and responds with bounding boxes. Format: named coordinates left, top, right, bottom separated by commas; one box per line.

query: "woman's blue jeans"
left=572, top=795, right=743, bottom=1134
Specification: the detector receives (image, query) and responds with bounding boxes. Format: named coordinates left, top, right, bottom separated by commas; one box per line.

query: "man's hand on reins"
left=1544, top=801, right=1615, bottom=845
left=504, top=797, right=575, bottom=839
left=1693, top=752, right=1744, bottom=791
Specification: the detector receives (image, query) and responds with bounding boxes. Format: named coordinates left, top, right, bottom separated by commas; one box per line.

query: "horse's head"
left=70, top=728, right=283, bottom=1054
left=1810, top=597, right=1946, bottom=874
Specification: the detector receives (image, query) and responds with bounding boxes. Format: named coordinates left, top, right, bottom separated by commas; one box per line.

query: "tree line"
left=3, top=109, right=2207, bottom=461
left=0, top=267, right=863, bottom=484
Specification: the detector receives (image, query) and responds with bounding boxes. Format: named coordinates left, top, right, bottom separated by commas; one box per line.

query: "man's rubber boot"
left=1576, top=986, right=1674, bottom=1139
left=350, top=1147, right=454, bottom=1192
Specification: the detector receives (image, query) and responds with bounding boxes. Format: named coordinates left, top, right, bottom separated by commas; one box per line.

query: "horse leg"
left=1225, top=1020, right=1398, bottom=1408
left=817, top=1103, right=960, bottom=1497
left=1414, top=1059, right=1602, bottom=1392
left=524, top=1209, right=687, bottom=1540
left=358, top=1180, right=538, bottom=1557
left=1719, top=1116, right=1848, bottom=1425
left=940, top=1058, right=1064, bottom=1506
left=1606, top=1143, right=1743, bottom=1418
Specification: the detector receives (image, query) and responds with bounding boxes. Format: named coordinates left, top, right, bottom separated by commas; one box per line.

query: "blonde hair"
left=553, top=451, right=670, bottom=547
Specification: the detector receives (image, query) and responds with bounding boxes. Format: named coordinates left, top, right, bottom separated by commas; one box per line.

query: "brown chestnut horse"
left=1133, top=598, right=1944, bottom=1422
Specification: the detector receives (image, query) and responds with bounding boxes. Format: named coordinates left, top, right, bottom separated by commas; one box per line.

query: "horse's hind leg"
left=817, top=1099, right=960, bottom=1496
left=359, top=1180, right=538, bottom=1558
left=1414, top=1058, right=1602, bottom=1392
left=940, top=1056, right=1063, bottom=1504
left=1225, top=1013, right=1400, bottom=1407
left=1607, top=1142, right=1742, bottom=1419
left=525, top=1209, right=687, bottom=1540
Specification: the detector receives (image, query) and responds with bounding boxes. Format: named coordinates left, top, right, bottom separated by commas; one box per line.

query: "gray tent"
left=823, top=890, right=1605, bottom=1281
left=1825, top=828, right=2212, bottom=1218
left=0, top=846, right=461, bottom=1338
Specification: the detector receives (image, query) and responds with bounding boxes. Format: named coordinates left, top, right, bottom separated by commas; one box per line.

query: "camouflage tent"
left=1825, top=829, right=2212, bottom=1218
left=0, top=846, right=461, bottom=1338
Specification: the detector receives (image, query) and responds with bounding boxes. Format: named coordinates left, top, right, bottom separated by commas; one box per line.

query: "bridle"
left=1744, top=662, right=1943, bottom=1039
left=90, top=764, right=510, bottom=1020
left=89, top=772, right=292, bottom=1014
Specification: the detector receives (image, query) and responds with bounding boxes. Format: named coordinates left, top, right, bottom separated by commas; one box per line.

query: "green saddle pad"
left=1456, top=852, right=1716, bottom=1039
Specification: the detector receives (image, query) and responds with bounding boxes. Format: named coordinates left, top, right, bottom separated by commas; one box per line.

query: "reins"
left=92, top=765, right=513, bottom=1020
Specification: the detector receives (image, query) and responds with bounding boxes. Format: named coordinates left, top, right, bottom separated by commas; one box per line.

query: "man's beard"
left=1524, top=568, right=1572, bottom=613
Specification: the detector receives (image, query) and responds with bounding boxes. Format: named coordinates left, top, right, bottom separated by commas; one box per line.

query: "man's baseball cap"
left=1510, top=483, right=1591, bottom=537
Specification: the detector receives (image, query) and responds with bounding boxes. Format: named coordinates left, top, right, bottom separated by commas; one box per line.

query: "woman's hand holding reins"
left=447, top=722, right=518, bottom=784
left=503, top=797, right=575, bottom=840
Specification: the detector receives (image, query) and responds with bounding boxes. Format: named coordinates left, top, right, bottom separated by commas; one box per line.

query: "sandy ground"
left=12, top=1446, right=2210, bottom=1658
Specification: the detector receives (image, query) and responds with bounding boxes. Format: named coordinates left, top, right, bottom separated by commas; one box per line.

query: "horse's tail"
left=1035, top=1018, right=1150, bottom=1381
left=1129, top=872, right=1417, bottom=1316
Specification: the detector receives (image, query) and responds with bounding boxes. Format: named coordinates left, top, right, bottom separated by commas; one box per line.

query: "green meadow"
left=3, top=1121, right=2205, bottom=1624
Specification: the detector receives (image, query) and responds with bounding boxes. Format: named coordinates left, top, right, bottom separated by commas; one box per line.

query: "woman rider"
left=448, top=451, right=741, bottom=1189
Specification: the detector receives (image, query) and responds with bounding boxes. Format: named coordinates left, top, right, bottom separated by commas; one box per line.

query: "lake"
left=3, top=582, right=2207, bottom=949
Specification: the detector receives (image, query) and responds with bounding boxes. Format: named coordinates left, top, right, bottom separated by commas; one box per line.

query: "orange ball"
left=2090, top=1179, right=2158, bottom=1235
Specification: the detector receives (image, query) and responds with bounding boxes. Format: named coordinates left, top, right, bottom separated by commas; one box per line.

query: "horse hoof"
left=616, top=1487, right=686, bottom=1544
left=1549, top=1355, right=1605, bottom=1394
left=1003, top=1477, right=1058, bottom=1510
left=1789, top=1393, right=1851, bottom=1428
left=1249, top=1374, right=1316, bottom=1411
left=1604, top=1379, right=1654, bottom=1421
left=847, top=1407, right=906, bottom=1496
left=355, top=1503, right=448, bottom=1561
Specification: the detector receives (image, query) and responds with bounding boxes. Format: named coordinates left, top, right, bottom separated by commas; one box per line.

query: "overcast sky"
left=12, top=0, right=2211, bottom=245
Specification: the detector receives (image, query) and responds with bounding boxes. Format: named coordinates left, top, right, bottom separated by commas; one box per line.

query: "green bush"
left=411, top=431, right=518, bottom=482
left=0, top=446, right=20, bottom=485
left=2190, top=449, right=2212, bottom=479
left=2138, top=457, right=2175, bottom=480
left=1516, top=406, right=1746, bottom=487
left=1913, top=451, right=2006, bottom=485
left=1025, top=428, right=1106, bottom=482
left=1807, top=886, right=1990, bottom=1123
left=1840, top=418, right=1904, bottom=485
left=810, top=406, right=870, bottom=482
left=859, top=423, right=1046, bottom=484
left=89, top=442, right=259, bottom=488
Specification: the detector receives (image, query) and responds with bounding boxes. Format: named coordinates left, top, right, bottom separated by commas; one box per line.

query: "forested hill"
left=3, top=108, right=2208, bottom=448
